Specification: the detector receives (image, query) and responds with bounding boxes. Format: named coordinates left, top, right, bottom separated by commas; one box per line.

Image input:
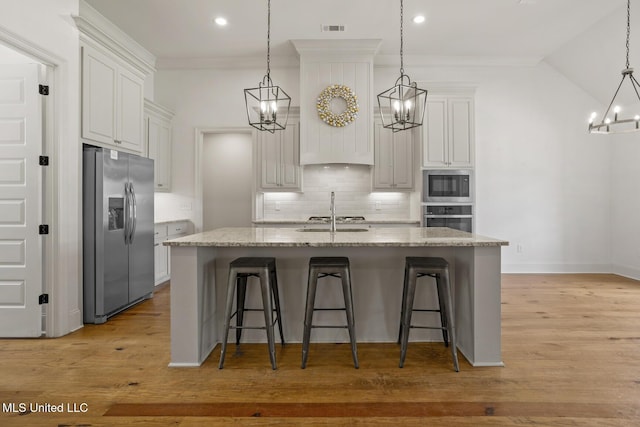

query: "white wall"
left=611, top=129, right=640, bottom=278
left=156, top=60, right=614, bottom=273
left=546, top=3, right=640, bottom=278
left=202, top=133, right=253, bottom=229
left=376, top=63, right=611, bottom=273
left=0, top=0, right=82, bottom=335
left=154, top=66, right=299, bottom=222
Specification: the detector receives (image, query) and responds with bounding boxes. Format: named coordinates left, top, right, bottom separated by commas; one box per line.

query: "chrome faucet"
left=330, top=191, right=337, bottom=233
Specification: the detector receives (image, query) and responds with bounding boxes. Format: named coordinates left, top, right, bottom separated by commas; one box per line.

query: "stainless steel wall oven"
left=423, top=205, right=473, bottom=233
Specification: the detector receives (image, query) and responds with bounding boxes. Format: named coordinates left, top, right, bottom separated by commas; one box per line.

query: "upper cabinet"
left=256, top=116, right=301, bottom=191
left=422, top=93, right=475, bottom=169
left=75, top=0, right=156, bottom=155
left=145, top=100, right=174, bottom=192
left=373, top=119, right=414, bottom=190
left=81, top=44, right=145, bottom=154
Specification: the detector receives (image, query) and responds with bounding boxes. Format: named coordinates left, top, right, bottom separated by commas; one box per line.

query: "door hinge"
left=39, top=294, right=49, bottom=305
left=39, top=84, right=49, bottom=95
left=39, top=156, right=49, bottom=166
left=39, top=224, right=49, bottom=235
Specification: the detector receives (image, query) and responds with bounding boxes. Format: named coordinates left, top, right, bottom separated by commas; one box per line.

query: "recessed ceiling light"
left=413, top=15, right=425, bottom=24
left=214, top=17, right=228, bottom=26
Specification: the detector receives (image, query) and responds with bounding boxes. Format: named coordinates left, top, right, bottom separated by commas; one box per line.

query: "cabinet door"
left=259, top=130, right=281, bottom=189
left=148, top=114, right=172, bottom=191
left=117, top=67, right=144, bottom=153
left=373, top=121, right=394, bottom=188
left=392, top=128, right=414, bottom=189
left=279, top=122, right=300, bottom=189
left=258, top=119, right=301, bottom=191
left=82, top=46, right=116, bottom=145
left=374, top=121, right=414, bottom=190
left=154, top=242, right=169, bottom=285
left=448, top=98, right=474, bottom=168
left=422, top=99, right=448, bottom=167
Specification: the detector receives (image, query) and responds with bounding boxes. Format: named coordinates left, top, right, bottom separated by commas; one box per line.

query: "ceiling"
left=84, top=0, right=625, bottom=64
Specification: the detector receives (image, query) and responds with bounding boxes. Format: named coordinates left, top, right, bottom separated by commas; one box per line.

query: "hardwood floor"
left=1, top=274, right=639, bottom=426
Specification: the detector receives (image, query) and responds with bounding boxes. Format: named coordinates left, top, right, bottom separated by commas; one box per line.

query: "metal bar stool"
left=219, top=257, right=285, bottom=370
left=302, top=257, right=359, bottom=369
left=398, top=256, right=459, bottom=372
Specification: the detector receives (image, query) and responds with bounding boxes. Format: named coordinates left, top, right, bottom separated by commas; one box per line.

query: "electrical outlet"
left=275, top=201, right=281, bottom=211
left=179, top=202, right=192, bottom=211
left=375, top=201, right=381, bottom=211
left=517, top=244, right=523, bottom=253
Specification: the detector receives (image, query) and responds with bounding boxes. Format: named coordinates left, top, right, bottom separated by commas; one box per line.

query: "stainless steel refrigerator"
left=83, top=145, right=154, bottom=324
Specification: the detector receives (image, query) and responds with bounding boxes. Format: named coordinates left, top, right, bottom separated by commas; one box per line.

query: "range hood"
left=291, top=39, right=381, bottom=165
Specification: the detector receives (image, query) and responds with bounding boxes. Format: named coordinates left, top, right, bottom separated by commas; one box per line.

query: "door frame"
left=0, top=27, right=64, bottom=337
left=194, top=127, right=254, bottom=233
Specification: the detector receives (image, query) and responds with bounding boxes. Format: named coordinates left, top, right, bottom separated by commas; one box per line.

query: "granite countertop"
left=155, top=219, right=190, bottom=225
left=164, top=227, right=508, bottom=248
left=253, top=219, right=421, bottom=225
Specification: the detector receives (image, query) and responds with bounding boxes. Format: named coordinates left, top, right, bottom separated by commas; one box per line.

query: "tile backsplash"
left=261, top=164, right=413, bottom=220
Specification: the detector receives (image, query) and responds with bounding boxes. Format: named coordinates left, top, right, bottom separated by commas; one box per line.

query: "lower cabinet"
left=154, top=221, right=190, bottom=286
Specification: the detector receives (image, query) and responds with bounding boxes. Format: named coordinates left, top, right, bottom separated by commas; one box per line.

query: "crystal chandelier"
left=377, top=0, right=427, bottom=132
left=244, top=0, right=291, bottom=133
left=589, top=0, right=640, bottom=134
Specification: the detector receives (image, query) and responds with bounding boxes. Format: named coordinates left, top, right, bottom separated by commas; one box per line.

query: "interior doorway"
left=202, top=132, right=253, bottom=231
left=0, top=44, right=47, bottom=337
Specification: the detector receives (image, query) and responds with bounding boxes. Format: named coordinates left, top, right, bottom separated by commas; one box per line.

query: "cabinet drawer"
left=154, top=224, right=168, bottom=240
left=168, top=221, right=188, bottom=236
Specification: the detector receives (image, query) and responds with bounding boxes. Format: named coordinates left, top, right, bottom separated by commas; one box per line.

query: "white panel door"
left=0, top=64, right=42, bottom=337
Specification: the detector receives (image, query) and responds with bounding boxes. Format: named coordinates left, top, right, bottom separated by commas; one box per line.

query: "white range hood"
left=291, top=39, right=381, bottom=165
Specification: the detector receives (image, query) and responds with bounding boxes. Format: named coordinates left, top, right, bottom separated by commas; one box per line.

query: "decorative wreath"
left=316, top=84, right=359, bottom=127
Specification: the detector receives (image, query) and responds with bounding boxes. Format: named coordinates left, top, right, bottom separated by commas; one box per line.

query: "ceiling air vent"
left=322, top=25, right=346, bottom=32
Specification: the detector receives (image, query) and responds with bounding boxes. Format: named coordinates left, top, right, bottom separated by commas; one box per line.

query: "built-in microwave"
left=422, top=170, right=473, bottom=203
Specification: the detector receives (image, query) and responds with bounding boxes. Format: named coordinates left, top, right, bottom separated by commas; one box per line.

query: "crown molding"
left=144, top=99, right=174, bottom=120
left=156, top=55, right=300, bottom=70
left=73, top=0, right=156, bottom=75
left=155, top=52, right=542, bottom=71
left=374, top=54, right=543, bottom=68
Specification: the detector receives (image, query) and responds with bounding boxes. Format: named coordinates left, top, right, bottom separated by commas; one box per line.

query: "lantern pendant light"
left=589, top=0, right=640, bottom=134
left=244, top=0, right=291, bottom=133
left=377, top=0, right=427, bottom=132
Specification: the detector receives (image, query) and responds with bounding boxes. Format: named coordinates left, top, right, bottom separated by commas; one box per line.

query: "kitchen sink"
left=296, top=228, right=369, bottom=232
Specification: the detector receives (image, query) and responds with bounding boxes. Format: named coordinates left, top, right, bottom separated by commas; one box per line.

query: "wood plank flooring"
left=1, top=274, right=640, bottom=426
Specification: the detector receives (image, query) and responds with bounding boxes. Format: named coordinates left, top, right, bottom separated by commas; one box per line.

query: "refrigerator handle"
left=124, top=182, right=131, bottom=245
left=129, top=182, right=138, bottom=243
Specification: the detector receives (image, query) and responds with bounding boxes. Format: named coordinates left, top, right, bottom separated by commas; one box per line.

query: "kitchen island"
left=164, top=227, right=508, bottom=368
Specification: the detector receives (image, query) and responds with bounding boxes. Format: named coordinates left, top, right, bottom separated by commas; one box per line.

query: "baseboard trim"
left=611, top=264, right=640, bottom=281
left=502, top=263, right=613, bottom=274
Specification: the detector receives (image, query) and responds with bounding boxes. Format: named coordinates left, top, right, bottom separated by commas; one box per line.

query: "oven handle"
left=425, top=215, right=473, bottom=218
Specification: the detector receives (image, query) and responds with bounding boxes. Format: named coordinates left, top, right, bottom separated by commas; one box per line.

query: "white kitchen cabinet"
left=373, top=120, right=414, bottom=190
left=154, top=225, right=169, bottom=285
left=422, top=95, right=474, bottom=168
left=81, top=43, right=145, bottom=154
left=257, top=118, right=301, bottom=191
left=154, top=220, right=190, bottom=286
left=145, top=100, right=174, bottom=192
